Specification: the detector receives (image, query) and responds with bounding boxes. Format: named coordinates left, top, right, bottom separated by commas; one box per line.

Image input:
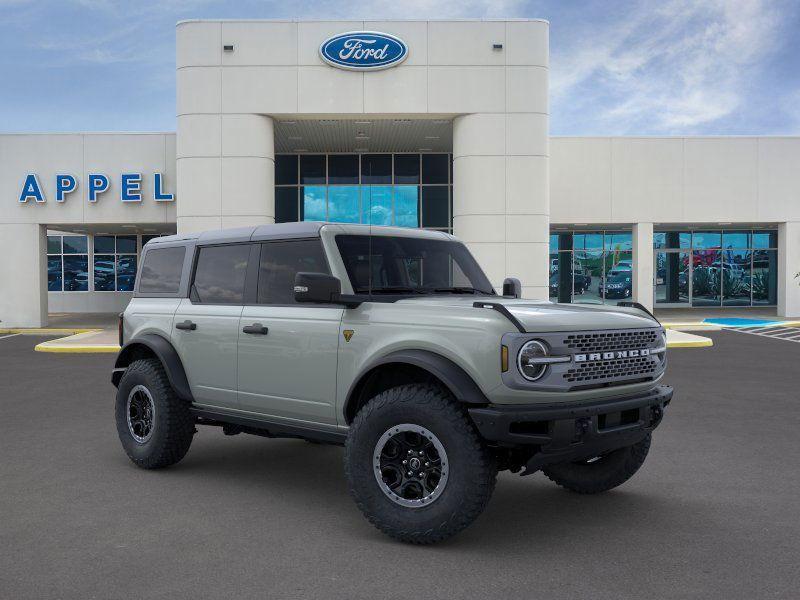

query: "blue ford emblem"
left=319, top=31, right=408, bottom=71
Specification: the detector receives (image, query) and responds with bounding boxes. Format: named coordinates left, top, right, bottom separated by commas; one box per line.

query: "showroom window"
left=47, top=235, right=89, bottom=292
left=93, top=235, right=138, bottom=292
left=654, top=229, right=777, bottom=307
left=548, top=231, right=633, bottom=305
left=274, top=153, right=453, bottom=232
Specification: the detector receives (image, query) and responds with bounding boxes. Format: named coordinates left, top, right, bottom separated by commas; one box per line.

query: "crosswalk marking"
left=725, top=325, right=800, bottom=343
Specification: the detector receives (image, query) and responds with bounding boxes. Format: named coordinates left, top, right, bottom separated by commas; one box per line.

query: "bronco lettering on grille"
left=574, top=348, right=651, bottom=362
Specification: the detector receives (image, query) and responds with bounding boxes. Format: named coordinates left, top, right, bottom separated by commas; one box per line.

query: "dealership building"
left=1, top=18, right=799, bottom=327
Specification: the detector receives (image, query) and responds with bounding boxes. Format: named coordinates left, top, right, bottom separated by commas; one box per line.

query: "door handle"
left=175, top=320, right=197, bottom=331
left=242, top=323, right=269, bottom=335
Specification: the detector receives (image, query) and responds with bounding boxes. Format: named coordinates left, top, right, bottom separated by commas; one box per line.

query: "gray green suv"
left=112, top=223, right=672, bottom=544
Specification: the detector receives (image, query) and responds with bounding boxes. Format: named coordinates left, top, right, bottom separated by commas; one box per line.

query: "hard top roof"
left=144, top=222, right=453, bottom=246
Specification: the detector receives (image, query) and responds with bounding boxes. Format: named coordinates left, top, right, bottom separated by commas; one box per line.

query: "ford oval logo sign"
left=319, top=31, right=408, bottom=71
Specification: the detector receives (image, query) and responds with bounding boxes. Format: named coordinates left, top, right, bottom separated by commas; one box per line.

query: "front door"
left=171, top=243, right=253, bottom=410
left=237, top=239, right=343, bottom=425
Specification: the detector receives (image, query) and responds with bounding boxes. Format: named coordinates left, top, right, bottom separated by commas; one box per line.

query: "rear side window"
left=258, top=240, right=329, bottom=304
left=138, top=247, right=186, bottom=294
left=192, top=244, right=250, bottom=304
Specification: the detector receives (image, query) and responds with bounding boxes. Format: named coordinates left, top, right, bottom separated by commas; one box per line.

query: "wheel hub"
left=373, top=424, right=449, bottom=508
left=126, top=384, right=155, bottom=444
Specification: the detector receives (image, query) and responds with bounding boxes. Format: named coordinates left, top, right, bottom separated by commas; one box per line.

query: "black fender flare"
left=111, top=333, right=193, bottom=402
left=344, top=349, right=489, bottom=422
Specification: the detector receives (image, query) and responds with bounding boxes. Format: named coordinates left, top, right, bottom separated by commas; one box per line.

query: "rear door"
left=171, top=243, right=256, bottom=410
left=237, top=239, right=343, bottom=425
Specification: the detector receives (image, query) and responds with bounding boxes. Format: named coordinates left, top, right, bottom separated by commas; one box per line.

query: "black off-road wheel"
left=345, top=384, right=497, bottom=544
left=115, top=358, right=195, bottom=469
left=542, top=434, right=651, bottom=494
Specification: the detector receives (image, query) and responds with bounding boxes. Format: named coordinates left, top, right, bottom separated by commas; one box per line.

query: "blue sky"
left=1, top=0, right=798, bottom=135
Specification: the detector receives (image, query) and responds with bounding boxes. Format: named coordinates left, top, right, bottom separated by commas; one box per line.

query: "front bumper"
left=468, top=384, right=672, bottom=474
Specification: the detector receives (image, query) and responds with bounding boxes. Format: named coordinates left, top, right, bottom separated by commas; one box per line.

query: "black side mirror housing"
left=502, top=277, right=522, bottom=299
left=294, top=272, right=362, bottom=308
left=294, top=272, right=341, bottom=303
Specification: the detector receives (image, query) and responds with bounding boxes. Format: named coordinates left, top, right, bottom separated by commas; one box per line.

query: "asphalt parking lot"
left=1, top=331, right=799, bottom=599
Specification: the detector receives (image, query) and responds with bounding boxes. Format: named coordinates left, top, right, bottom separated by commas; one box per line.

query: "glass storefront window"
left=63, top=235, right=88, bottom=254
left=327, top=186, right=360, bottom=223
left=654, top=231, right=691, bottom=249
left=394, top=154, right=420, bottom=184
left=654, top=229, right=778, bottom=307
left=752, top=231, right=778, bottom=249
left=281, top=153, right=453, bottom=232
left=752, top=249, right=778, bottom=305
left=692, top=231, right=721, bottom=249
left=604, top=232, right=632, bottom=251
left=275, top=187, right=299, bottom=223
left=63, top=255, right=89, bottom=291
left=721, top=249, right=751, bottom=306
left=361, top=154, right=392, bottom=184
left=573, top=250, right=603, bottom=303
left=117, top=256, right=137, bottom=292
left=421, top=187, right=448, bottom=228
left=275, top=155, right=298, bottom=185
left=394, top=186, right=419, bottom=228
left=328, top=155, right=358, bottom=184
left=47, top=256, right=62, bottom=291
left=655, top=251, right=690, bottom=305
left=722, top=231, right=750, bottom=249
left=302, top=186, right=326, bottom=221
left=94, top=255, right=116, bottom=291
left=421, top=154, right=448, bottom=184
left=362, top=186, right=392, bottom=225
left=573, top=233, right=603, bottom=250
left=47, top=236, right=62, bottom=254
left=300, top=155, right=325, bottom=184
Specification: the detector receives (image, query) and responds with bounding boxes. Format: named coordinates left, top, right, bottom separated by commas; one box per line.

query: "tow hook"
left=574, top=417, right=590, bottom=440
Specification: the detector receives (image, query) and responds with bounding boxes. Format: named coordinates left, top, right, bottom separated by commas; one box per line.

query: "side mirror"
left=502, top=277, right=522, bottom=299
left=294, top=272, right=342, bottom=304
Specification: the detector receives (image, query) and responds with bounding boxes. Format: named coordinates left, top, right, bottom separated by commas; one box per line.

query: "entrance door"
left=237, top=239, right=343, bottom=425
left=654, top=250, right=690, bottom=308
left=171, top=243, right=252, bottom=410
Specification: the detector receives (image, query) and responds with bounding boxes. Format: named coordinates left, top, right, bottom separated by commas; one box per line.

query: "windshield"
left=335, top=234, right=495, bottom=295
left=608, top=273, right=631, bottom=283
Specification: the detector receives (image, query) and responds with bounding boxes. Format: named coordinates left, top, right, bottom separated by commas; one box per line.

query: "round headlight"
left=517, top=340, right=549, bottom=381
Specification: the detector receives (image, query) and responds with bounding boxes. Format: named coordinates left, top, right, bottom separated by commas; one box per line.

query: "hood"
left=395, top=296, right=658, bottom=332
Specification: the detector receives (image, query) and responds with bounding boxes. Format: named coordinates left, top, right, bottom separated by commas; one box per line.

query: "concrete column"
left=453, top=113, right=549, bottom=299
left=632, top=222, right=654, bottom=311
left=778, top=221, right=800, bottom=318
left=0, top=224, right=47, bottom=327
left=177, top=114, right=275, bottom=233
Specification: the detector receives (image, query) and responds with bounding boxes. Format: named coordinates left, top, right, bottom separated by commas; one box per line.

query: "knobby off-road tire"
left=345, top=384, right=497, bottom=544
left=115, top=358, right=194, bottom=469
left=542, top=434, right=652, bottom=494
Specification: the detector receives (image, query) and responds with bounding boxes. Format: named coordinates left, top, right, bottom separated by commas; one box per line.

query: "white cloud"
left=551, top=0, right=791, bottom=133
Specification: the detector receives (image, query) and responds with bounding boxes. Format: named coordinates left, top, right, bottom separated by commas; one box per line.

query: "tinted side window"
left=192, top=244, right=250, bottom=304
left=258, top=240, right=329, bottom=305
left=138, top=247, right=186, bottom=294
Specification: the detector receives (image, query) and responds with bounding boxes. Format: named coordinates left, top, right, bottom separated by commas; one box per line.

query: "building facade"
left=1, top=19, right=798, bottom=327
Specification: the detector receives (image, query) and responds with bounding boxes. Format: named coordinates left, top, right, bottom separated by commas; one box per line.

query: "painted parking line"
left=725, top=325, right=800, bottom=343
left=0, top=333, right=21, bottom=341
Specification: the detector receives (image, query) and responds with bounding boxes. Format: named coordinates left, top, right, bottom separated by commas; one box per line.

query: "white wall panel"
left=221, top=21, right=298, bottom=66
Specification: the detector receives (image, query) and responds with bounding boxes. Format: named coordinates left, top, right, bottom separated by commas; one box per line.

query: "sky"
left=0, top=0, right=798, bottom=135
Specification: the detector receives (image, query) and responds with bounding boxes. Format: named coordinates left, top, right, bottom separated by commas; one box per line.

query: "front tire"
left=345, top=384, right=497, bottom=544
left=115, top=358, right=195, bottom=469
left=542, top=434, right=651, bottom=494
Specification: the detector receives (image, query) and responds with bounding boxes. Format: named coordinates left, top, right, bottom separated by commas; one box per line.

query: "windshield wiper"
left=353, top=286, right=429, bottom=295
left=432, top=287, right=493, bottom=295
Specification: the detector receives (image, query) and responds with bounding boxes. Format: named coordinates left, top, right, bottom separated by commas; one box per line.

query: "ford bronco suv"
left=113, top=223, right=672, bottom=544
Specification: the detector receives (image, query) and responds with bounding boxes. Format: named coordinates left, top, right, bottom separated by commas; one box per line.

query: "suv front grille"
left=563, top=330, right=659, bottom=354
left=563, top=355, right=657, bottom=384
left=560, top=328, right=663, bottom=388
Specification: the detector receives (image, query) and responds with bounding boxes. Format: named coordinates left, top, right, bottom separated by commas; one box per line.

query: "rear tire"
left=115, top=358, right=195, bottom=469
left=542, top=434, right=651, bottom=494
left=345, top=384, right=497, bottom=544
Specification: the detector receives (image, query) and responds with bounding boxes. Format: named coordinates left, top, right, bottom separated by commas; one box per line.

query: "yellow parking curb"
left=666, top=338, right=714, bottom=348
left=0, top=328, right=100, bottom=335
left=34, top=343, right=120, bottom=353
